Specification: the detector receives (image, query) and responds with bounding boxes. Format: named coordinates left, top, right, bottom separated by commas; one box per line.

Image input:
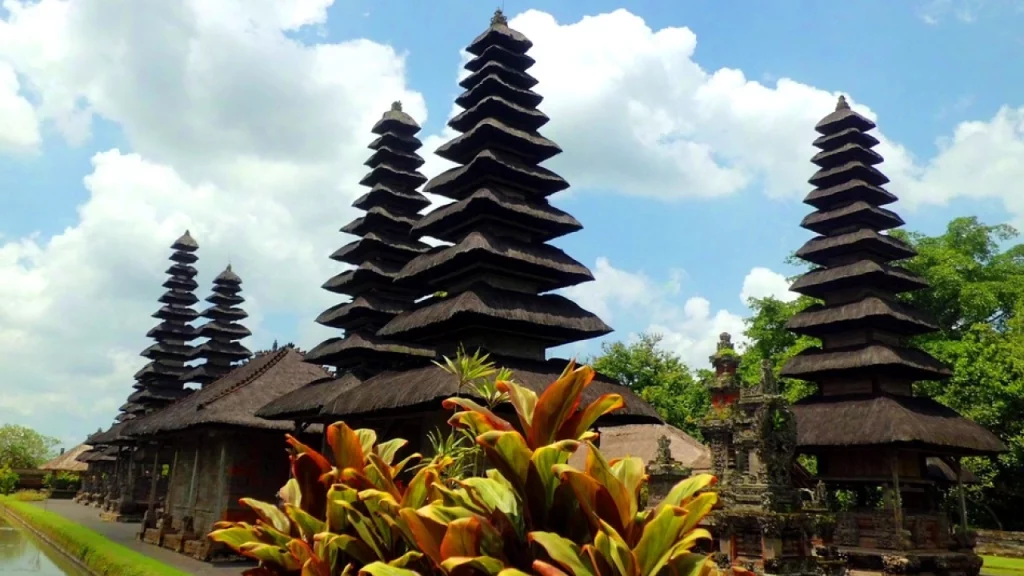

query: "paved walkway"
left=28, top=500, right=252, bottom=575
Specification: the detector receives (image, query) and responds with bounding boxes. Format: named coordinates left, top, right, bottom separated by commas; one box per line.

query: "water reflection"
left=0, top=515, right=89, bottom=574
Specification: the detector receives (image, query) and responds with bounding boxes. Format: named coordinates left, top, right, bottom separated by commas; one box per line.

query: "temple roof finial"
left=836, top=95, right=849, bottom=111
left=391, top=101, right=402, bottom=112
left=491, top=7, right=507, bottom=26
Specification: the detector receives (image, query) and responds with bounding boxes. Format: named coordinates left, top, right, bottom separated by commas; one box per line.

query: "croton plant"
left=209, top=360, right=747, bottom=576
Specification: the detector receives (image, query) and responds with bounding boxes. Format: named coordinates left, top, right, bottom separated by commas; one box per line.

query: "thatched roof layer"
left=412, top=186, right=581, bottom=244
left=792, top=394, right=1005, bottom=455
left=128, top=348, right=330, bottom=436
left=256, top=373, right=362, bottom=421
left=378, top=285, right=612, bottom=346
left=395, top=231, right=594, bottom=291
left=320, top=355, right=660, bottom=422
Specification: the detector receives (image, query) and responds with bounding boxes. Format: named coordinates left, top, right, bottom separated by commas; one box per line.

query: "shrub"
left=0, top=466, right=18, bottom=495
left=12, top=489, right=48, bottom=501
left=44, top=470, right=81, bottom=491
left=209, top=358, right=748, bottom=576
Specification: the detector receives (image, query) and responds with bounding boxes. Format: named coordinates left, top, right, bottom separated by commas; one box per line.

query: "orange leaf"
left=326, top=422, right=366, bottom=471
left=398, top=509, right=446, bottom=566
left=528, top=365, right=595, bottom=448
left=557, top=393, right=624, bottom=442
left=439, top=516, right=483, bottom=559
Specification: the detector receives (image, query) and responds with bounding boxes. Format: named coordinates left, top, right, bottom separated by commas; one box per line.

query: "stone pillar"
left=645, top=435, right=691, bottom=509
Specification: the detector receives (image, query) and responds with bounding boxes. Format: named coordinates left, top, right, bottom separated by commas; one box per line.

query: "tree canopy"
left=589, top=332, right=710, bottom=439
left=0, top=424, right=60, bottom=469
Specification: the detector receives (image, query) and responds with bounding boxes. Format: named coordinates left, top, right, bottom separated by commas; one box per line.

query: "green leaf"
left=284, top=503, right=326, bottom=541
left=358, top=562, right=420, bottom=576
left=440, top=556, right=508, bottom=575
left=655, top=474, right=717, bottom=517
left=476, top=431, right=532, bottom=492
left=240, top=497, right=292, bottom=534
left=208, top=525, right=262, bottom=551
left=558, top=393, right=625, bottom=442
left=498, top=380, right=538, bottom=432
left=528, top=532, right=596, bottom=576
left=238, top=542, right=301, bottom=571
left=375, top=438, right=408, bottom=465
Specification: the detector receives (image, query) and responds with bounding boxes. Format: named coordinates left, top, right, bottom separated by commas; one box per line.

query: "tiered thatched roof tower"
left=183, top=265, right=252, bottom=387
left=314, top=11, right=657, bottom=422
left=377, top=9, right=610, bottom=359
left=256, top=103, right=436, bottom=422
left=122, top=231, right=201, bottom=419
left=781, top=96, right=1003, bottom=572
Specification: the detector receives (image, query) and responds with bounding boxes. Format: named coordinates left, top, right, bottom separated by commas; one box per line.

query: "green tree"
left=737, top=295, right=818, bottom=403
left=0, top=424, right=60, bottom=469
left=590, top=332, right=710, bottom=439
left=892, top=217, right=1024, bottom=339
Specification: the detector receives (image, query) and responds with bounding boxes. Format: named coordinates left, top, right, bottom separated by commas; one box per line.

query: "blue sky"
left=1, top=0, right=1022, bottom=447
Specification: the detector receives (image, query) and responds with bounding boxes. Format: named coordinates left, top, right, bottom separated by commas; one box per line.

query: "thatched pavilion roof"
left=40, top=444, right=91, bottom=472
left=127, top=347, right=330, bottom=436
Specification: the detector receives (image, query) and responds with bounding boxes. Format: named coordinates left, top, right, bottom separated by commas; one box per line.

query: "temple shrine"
left=782, top=96, right=1006, bottom=576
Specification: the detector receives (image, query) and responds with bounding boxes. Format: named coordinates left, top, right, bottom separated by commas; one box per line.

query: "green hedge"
left=0, top=497, right=188, bottom=576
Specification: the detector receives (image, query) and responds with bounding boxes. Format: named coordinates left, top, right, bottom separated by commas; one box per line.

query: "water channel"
left=0, top=513, right=89, bottom=575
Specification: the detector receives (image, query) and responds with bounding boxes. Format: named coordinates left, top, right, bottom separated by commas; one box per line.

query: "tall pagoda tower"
left=183, top=264, right=253, bottom=387
left=257, top=103, right=437, bottom=423
left=376, top=9, right=611, bottom=361
left=781, top=96, right=1004, bottom=575
left=304, top=101, right=437, bottom=373
left=124, top=231, right=201, bottom=417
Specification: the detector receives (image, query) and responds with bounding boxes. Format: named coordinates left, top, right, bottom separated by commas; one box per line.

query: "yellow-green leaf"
left=327, top=422, right=366, bottom=471
left=528, top=532, right=596, bottom=576
left=208, top=526, right=262, bottom=551
left=284, top=503, right=326, bottom=541
left=558, top=393, right=624, bottom=442
left=476, top=431, right=532, bottom=491
left=528, top=365, right=594, bottom=448
left=655, top=474, right=717, bottom=517
left=240, top=498, right=291, bottom=534
left=358, top=562, right=420, bottom=576
left=439, top=556, right=508, bottom=575
left=375, top=438, right=407, bottom=465
left=497, top=380, right=538, bottom=431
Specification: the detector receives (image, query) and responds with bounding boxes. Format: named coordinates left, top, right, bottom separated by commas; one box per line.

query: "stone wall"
left=976, top=529, right=1024, bottom=558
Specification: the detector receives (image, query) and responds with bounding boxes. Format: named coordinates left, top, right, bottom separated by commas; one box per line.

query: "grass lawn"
left=0, top=496, right=188, bottom=576
left=984, top=555, right=1024, bottom=576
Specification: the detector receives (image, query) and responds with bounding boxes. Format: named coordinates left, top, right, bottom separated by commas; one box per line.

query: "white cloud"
left=739, top=267, right=798, bottom=305
left=563, top=258, right=751, bottom=370
left=0, top=61, right=41, bottom=153
left=0, top=0, right=424, bottom=442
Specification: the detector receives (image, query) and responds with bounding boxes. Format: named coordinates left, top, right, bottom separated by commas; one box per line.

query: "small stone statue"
left=655, top=435, right=672, bottom=466
left=814, top=480, right=827, bottom=505
left=761, top=359, right=778, bottom=395
left=391, top=100, right=403, bottom=112
left=717, top=332, right=732, bottom=351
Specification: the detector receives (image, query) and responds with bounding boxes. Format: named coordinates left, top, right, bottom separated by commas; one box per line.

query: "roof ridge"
left=197, top=347, right=292, bottom=409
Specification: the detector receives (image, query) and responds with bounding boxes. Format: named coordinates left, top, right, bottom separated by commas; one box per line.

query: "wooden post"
left=891, top=452, right=904, bottom=548
left=215, top=438, right=229, bottom=521
left=187, top=445, right=200, bottom=516
left=955, top=457, right=969, bottom=530
left=145, top=445, right=160, bottom=524
left=164, top=446, right=179, bottom=515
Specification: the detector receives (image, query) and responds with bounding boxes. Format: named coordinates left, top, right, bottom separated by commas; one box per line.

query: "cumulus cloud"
left=0, top=62, right=41, bottom=153
left=0, top=0, right=424, bottom=440
left=563, top=258, right=749, bottom=370
left=2, top=3, right=1024, bottom=444
left=482, top=10, right=1022, bottom=224
left=739, top=267, right=798, bottom=305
